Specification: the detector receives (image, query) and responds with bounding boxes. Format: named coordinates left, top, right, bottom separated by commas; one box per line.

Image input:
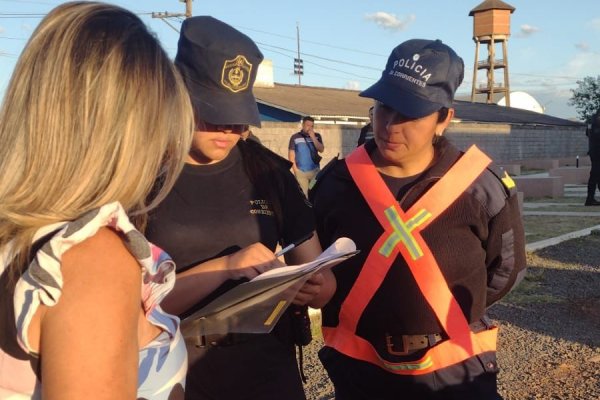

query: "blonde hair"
left=0, top=2, right=193, bottom=276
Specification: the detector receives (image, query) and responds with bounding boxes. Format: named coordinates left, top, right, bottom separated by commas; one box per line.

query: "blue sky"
left=1, top=0, right=599, bottom=120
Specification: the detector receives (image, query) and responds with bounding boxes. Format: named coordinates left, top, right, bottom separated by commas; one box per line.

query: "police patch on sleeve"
left=501, top=171, right=516, bottom=190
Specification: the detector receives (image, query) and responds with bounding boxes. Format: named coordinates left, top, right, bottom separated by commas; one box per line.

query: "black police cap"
left=175, top=16, right=264, bottom=127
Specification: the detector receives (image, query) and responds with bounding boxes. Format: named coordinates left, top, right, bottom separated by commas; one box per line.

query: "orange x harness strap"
left=322, top=145, right=498, bottom=375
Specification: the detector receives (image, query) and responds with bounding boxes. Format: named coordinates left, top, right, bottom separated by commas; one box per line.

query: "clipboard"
left=180, top=237, right=358, bottom=341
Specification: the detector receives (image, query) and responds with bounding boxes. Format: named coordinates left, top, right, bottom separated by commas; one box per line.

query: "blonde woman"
left=0, top=2, right=193, bottom=399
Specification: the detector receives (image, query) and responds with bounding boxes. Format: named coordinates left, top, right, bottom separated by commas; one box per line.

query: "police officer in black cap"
left=585, top=108, right=600, bottom=206
left=310, top=39, right=526, bottom=399
left=145, top=16, right=335, bottom=400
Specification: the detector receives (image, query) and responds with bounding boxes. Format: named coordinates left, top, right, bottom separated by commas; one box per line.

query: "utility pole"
left=184, top=0, right=192, bottom=18
left=152, top=0, right=193, bottom=32
left=293, top=22, right=303, bottom=85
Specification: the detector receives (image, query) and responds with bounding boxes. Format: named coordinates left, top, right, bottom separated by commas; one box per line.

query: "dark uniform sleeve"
left=482, top=169, right=527, bottom=306
left=308, top=158, right=341, bottom=249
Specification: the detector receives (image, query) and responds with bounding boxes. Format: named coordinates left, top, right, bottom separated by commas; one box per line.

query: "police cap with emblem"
left=175, top=16, right=263, bottom=127
left=360, top=39, right=464, bottom=119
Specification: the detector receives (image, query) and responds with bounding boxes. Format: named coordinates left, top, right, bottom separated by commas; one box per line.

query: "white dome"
left=497, top=91, right=544, bottom=114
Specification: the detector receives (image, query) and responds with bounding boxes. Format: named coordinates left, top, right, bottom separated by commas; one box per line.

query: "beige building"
left=252, top=82, right=586, bottom=165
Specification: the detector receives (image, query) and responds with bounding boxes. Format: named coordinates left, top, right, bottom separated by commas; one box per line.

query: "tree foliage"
left=569, top=76, right=600, bottom=123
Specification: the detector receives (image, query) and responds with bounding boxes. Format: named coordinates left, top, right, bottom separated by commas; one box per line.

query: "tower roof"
left=469, top=0, right=515, bottom=16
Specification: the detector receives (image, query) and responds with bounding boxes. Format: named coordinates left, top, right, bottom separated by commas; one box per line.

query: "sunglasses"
left=197, top=121, right=249, bottom=135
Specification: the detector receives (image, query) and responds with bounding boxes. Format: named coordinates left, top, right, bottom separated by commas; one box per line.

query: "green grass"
left=502, top=269, right=564, bottom=305
left=524, top=215, right=599, bottom=243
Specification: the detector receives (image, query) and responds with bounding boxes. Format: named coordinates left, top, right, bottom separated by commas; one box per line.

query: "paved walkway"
left=523, top=183, right=600, bottom=251
left=524, top=211, right=600, bottom=216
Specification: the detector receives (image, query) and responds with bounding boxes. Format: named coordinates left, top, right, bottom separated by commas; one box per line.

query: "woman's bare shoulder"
left=58, top=226, right=142, bottom=311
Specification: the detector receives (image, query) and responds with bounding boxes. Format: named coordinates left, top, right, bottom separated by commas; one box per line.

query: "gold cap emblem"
left=221, top=55, right=252, bottom=93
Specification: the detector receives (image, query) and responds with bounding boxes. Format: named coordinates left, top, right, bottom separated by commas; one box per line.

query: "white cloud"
left=345, top=81, right=361, bottom=90
left=21, top=23, right=32, bottom=32
left=364, top=12, right=415, bottom=32
left=563, top=51, right=600, bottom=77
left=589, top=17, right=600, bottom=31
left=0, top=26, right=5, bottom=34
left=516, top=24, right=540, bottom=38
left=575, top=42, right=590, bottom=52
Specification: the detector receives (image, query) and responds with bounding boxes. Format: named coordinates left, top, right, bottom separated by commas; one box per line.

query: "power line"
left=0, top=9, right=590, bottom=85
left=256, top=42, right=380, bottom=71
left=0, top=15, right=45, bottom=19
left=262, top=52, right=371, bottom=84
left=236, top=24, right=387, bottom=58
left=0, top=36, right=26, bottom=40
left=0, top=0, right=58, bottom=4
left=0, top=12, right=46, bottom=16
left=259, top=45, right=376, bottom=81
left=511, top=72, right=583, bottom=80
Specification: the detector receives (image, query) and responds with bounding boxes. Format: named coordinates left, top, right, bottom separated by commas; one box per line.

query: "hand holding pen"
left=275, top=232, right=315, bottom=258
left=225, top=242, right=285, bottom=280
left=224, top=233, right=315, bottom=280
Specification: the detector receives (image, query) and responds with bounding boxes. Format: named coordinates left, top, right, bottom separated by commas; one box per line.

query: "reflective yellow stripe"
left=382, top=355, right=434, bottom=371
left=264, top=300, right=287, bottom=326
left=379, top=206, right=432, bottom=260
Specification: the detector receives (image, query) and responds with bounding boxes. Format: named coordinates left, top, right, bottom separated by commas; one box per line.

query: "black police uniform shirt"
left=310, top=138, right=526, bottom=354
left=145, top=145, right=314, bottom=400
left=146, top=144, right=315, bottom=317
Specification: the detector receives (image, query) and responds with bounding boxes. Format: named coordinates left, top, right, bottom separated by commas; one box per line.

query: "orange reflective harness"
left=322, top=145, right=498, bottom=375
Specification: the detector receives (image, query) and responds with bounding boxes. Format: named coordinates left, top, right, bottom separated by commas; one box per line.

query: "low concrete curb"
left=525, top=224, right=600, bottom=252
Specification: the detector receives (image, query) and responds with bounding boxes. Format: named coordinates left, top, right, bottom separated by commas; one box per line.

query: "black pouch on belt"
left=291, top=305, right=313, bottom=383
left=291, top=304, right=312, bottom=346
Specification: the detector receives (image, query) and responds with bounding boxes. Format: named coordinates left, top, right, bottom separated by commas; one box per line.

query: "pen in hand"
left=274, top=232, right=314, bottom=258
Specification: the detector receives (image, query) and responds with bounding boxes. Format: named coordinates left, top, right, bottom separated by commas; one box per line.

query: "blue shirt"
left=288, top=131, right=323, bottom=172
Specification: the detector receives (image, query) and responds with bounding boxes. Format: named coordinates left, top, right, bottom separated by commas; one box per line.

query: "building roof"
left=254, top=83, right=373, bottom=121
left=453, top=100, right=582, bottom=127
left=253, top=82, right=582, bottom=127
left=469, top=0, right=515, bottom=16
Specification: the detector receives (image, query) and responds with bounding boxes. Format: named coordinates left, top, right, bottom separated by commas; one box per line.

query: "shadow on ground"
left=489, top=234, right=600, bottom=347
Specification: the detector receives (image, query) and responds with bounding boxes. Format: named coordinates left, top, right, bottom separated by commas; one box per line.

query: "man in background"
left=288, top=115, right=324, bottom=195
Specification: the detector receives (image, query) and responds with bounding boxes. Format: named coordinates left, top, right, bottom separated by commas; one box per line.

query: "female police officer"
left=145, top=16, right=335, bottom=400
left=310, top=39, right=526, bottom=400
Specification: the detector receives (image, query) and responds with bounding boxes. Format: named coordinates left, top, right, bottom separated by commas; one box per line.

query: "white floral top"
left=0, top=202, right=187, bottom=399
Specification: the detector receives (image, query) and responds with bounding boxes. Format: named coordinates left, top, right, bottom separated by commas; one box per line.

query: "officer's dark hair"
left=302, top=116, right=315, bottom=124
left=437, top=107, right=450, bottom=122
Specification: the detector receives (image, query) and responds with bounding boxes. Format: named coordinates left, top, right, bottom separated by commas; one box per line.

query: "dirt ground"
left=300, top=234, right=600, bottom=400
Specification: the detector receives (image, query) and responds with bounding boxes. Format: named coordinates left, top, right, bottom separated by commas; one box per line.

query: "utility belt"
left=384, top=317, right=493, bottom=356
left=195, top=332, right=250, bottom=348
left=189, top=305, right=308, bottom=348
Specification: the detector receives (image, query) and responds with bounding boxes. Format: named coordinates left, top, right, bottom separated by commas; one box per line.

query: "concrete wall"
left=445, top=124, right=587, bottom=164
left=253, top=122, right=360, bottom=163
left=253, top=121, right=588, bottom=165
